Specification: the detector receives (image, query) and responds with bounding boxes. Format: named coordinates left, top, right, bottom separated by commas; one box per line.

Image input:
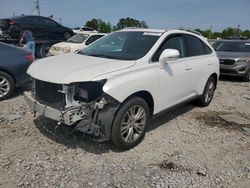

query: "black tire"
left=196, top=76, right=216, bottom=107
left=111, top=97, right=149, bottom=150
left=63, top=32, right=72, bottom=40
left=0, top=71, right=15, bottom=100
left=36, top=44, right=51, bottom=58
left=243, top=71, right=250, bottom=82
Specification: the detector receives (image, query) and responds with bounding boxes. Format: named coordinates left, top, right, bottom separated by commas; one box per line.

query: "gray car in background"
left=213, top=40, right=250, bottom=81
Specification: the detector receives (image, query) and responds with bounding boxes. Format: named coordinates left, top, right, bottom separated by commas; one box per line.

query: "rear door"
left=42, top=18, right=63, bottom=39
left=183, top=34, right=214, bottom=94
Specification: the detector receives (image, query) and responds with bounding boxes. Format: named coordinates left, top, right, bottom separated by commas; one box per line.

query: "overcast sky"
left=0, top=0, right=249, bottom=31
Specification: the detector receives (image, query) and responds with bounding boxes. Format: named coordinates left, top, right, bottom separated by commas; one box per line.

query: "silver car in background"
left=213, top=40, right=250, bottom=81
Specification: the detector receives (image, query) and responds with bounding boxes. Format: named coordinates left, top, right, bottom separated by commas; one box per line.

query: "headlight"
left=63, top=47, right=71, bottom=53
left=73, top=80, right=107, bottom=102
left=236, top=58, right=250, bottom=63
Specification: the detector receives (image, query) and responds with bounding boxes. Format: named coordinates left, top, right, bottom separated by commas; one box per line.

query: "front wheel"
left=243, top=71, right=250, bottom=82
left=196, top=76, right=216, bottom=107
left=111, top=97, right=149, bottom=150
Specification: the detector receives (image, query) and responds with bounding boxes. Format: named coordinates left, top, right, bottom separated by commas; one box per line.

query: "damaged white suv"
left=24, top=28, right=219, bottom=150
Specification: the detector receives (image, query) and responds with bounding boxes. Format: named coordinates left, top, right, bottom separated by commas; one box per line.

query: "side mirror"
left=159, top=49, right=180, bottom=64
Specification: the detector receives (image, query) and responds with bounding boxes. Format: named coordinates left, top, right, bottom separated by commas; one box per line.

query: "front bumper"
left=24, top=91, right=90, bottom=125
left=220, top=64, right=249, bottom=77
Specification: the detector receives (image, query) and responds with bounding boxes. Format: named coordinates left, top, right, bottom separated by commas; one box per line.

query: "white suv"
left=24, top=28, right=219, bottom=150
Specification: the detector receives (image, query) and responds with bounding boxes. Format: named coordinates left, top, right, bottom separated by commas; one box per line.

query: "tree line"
left=195, top=28, right=250, bottom=39
left=84, top=17, right=250, bottom=39
left=85, top=17, right=148, bottom=33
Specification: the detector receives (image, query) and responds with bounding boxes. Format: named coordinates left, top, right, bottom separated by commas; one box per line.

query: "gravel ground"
left=0, top=79, right=250, bottom=188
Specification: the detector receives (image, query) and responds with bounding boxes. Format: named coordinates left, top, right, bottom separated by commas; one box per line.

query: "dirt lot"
left=0, top=79, right=250, bottom=188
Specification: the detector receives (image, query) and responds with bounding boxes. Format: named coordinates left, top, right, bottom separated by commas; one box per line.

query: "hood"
left=53, top=42, right=82, bottom=48
left=27, top=54, right=135, bottom=84
left=216, top=51, right=250, bottom=60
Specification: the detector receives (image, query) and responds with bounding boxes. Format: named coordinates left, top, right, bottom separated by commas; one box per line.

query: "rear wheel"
left=36, top=44, right=51, bottom=58
left=0, top=71, right=15, bottom=100
left=111, top=97, right=149, bottom=150
left=196, top=76, right=216, bottom=107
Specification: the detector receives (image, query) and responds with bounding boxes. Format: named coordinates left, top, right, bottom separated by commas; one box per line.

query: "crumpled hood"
left=27, top=54, right=135, bottom=84
left=216, top=51, right=250, bottom=59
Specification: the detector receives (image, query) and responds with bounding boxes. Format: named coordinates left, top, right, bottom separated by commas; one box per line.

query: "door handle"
left=185, top=66, right=192, bottom=71
left=207, top=62, right=212, bottom=66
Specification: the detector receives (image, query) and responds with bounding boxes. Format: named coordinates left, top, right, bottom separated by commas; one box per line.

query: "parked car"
left=72, top=26, right=97, bottom=34
left=0, top=42, right=33, bottom=100
left=0, top=15, right=74, bottom=40
left=49, top=33, right=106, bottom=56
left=213, top=40, right=250, bottom=81
left=24, top=28, right=219, bottom=150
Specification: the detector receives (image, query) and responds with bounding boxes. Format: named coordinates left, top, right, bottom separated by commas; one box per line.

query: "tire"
left=243, top=71, right=250, bottom=82
left=0, top=71, right=15, bottom=100
left=111, top=97, right=149, bottom=150
left=196, top=76, right=216, bottom=107
left=63, top=32, right=71, bottom=40
left=36, top=44, right=51, bottom=58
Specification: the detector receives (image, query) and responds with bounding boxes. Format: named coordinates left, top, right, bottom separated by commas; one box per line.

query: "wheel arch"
left=120, top=90, right=154, bottom=117
left=210, top=73, right=218, bottom=88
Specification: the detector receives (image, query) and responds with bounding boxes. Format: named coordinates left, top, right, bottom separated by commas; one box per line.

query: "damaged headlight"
left=73, top=79, right=107, bottom=103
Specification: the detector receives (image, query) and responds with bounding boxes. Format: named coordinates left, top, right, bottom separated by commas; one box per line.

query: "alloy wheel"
left=204, top=80, right=215, bottom=103
left=0, top=76, right=10, bottom=98
left=121, top=105, right=146, bottom=143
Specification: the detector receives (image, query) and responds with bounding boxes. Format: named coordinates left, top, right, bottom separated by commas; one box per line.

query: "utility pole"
left=35, top=0, right=40, bottom=16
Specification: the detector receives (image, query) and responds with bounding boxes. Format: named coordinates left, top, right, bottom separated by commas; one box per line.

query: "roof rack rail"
left=178, top=28, right=202, bottom=36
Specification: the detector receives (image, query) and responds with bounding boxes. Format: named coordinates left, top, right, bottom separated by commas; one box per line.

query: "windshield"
left=216, top=41, right=250, bottom=52
left=67, top=34, right=89, bottom=43
left=80, top=31, right=161, bottom=60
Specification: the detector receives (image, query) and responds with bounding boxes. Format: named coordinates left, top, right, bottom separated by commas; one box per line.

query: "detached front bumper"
left=24, top=91, right=91, bottom=125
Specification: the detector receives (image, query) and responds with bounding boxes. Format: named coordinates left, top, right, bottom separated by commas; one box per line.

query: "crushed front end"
left=24, top=79, right=120, bottom=140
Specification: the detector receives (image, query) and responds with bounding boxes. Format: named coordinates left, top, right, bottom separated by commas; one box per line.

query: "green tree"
left=116, top=17, right=149, bottom=29
left=85, top=19, right=112, bottom=33
left=85, top=19, right=99, bottom=30
left=221, top=27, right=238, bottom=38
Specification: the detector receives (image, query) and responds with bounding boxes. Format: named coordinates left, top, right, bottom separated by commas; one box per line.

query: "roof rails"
left=178, top=28, right=202, bottom=36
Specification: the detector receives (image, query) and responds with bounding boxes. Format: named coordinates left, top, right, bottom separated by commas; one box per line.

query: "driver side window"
left=152, top=35, right=186, bottom=62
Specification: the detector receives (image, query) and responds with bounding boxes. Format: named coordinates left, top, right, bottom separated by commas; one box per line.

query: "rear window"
left=216, top=41, right=250, bottom=52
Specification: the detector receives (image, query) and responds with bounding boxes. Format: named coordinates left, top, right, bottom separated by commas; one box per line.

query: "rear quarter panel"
left=0, top=43, right=31, bottom=86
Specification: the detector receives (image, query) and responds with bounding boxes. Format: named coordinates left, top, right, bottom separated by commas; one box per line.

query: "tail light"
left=25, top=54, right=34, bottom=63
left=9, top=19, right=17, bottom=25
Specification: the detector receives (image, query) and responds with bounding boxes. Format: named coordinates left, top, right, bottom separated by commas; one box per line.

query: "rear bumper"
left=15, top=76, right=32, bottom=87
left=220, top=64, right=249, bottom=77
